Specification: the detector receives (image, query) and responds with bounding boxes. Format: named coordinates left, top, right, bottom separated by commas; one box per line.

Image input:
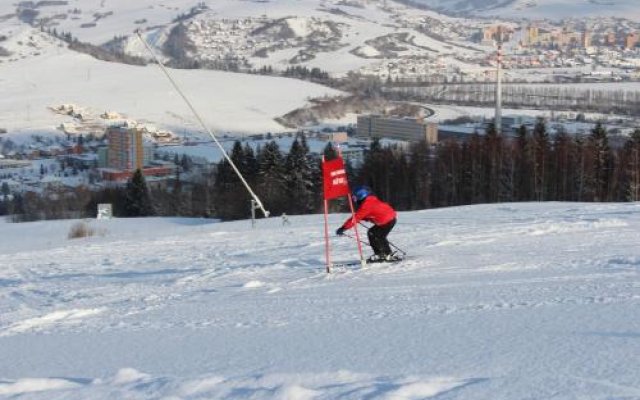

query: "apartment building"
left=105, top=126, right=152, bottom=171
left=356, top=115, right=438, bottom=144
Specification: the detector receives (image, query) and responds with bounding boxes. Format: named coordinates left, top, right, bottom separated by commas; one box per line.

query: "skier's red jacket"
left=341, top=195, right=396, bottom=230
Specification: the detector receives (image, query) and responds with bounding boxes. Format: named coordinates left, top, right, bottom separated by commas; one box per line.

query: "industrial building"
left=0, top=159, right=32, bottom=170
left=356, top=115, right=438, bottom=144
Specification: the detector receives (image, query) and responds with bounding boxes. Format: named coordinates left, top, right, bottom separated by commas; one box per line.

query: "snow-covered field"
left=425, top=103, right=594, bottom=123
left=1, top=202, right=640, bottom=399
left=0, top=27, right=341, bottom=139
left=509, top=82, right=640, bottom=92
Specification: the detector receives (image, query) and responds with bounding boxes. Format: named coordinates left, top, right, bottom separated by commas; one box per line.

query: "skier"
left=336, top=186, right=399, bottom=262
left=281, top=213, right=290, bottom=226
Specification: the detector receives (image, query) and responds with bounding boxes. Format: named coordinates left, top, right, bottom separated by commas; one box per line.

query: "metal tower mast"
left=495, top=27, right=503, bottom=135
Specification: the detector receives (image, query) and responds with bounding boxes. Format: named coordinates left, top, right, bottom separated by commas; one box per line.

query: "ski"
left=331, top=255, right=408, bottom=269
left=331, top=261, right=364, bottom=268
left=365, top=251, right=407, bottom=264
left=365, top=257, right=405, bottom=264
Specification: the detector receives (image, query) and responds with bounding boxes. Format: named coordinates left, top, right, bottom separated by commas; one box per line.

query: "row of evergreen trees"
left=3, top=121, right=640, bottom=222
left=201, top=119, right=639, bottom=217
left=359, top=121, right=640, bottom=210
left=212, top=136, right=319, bottom=219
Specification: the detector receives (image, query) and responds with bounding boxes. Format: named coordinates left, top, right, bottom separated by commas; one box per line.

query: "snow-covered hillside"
left=0, top=0, right=479, bottom=141
left=1, top=203, right=640, bottom=398
left=4, top=0, right=639, bottom=142
left=408, top=0, right=640, bottom=20
left=0, top=26, right=342, bottom=139
left=0, top=0, right=199, bottom=45
left=1, top=0, right=486, bottom=74
left=485, top=0, right=640, bottom=20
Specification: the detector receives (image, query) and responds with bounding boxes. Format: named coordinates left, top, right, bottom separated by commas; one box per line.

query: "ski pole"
left=342, top=232, right=371, bottom=247
left=388, top=241, right=406, bottom=256
left=358, top=222, right=407, bottom=256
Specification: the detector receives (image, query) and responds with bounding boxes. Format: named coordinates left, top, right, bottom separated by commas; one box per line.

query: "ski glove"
left=336, top=227, right=345, bottom=236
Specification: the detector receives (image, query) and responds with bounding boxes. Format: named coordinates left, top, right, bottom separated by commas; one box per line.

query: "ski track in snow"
left=0, top=368, right=482, bottom=399
left=1, top=203, right=640, bottom=398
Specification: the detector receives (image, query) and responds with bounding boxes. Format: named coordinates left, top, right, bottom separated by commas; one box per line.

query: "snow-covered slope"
left=1, top=203, right=640, bottom=398
left=407, top=0, right=640, bottom=20
left=0, top=0, right=199, bottom=45
left=484, top=0, right=640, bottom=20
left=0, top=0, right=474, bottom=142
left=0, top=27, right=341, bottom=138
left=400, top=0, right=516, bottom=14
left=1, top=0, right=484, bottom=73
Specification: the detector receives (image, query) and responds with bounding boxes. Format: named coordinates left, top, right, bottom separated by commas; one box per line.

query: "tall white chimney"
left=495, top=28, right=503, bottom=135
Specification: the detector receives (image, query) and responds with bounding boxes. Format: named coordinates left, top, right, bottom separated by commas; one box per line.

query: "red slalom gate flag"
left=322, top=157, right=350, bottom=200
left=321, top=155, right=365, bottom=272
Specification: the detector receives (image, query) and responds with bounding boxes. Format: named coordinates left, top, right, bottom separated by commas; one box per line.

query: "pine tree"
left=180, top=154, right=193, bottom=172
left=257, top=141, right=287, bottom=215
left=626, top=129, right=640, bottom=201
left=299, top=133, right=310, bottom=154
left=550, top=127, right=572, bottom=201
left=243, top=143, right=259, bottom=178
left=358, top=138, right=387, bottom=198
left=589, top=122, right=612, bottom=202
left=124, top=169, right=155, bottom=217
left=191, top=171, right=215, bottom=218
left=572, top=135, right=589, bottom=201
left=408, top=141, right=431, bottom=209
left=285, top=136, right=317, bottom=214
left=464, top=133, right=484, bottom=203
left=499, top=139, right=515, bottom=202
left=171, top=168, right=190, bottom=216
left=532, top=118, right=550, bottom=201
left=212, top=141, right=252, bottom=220
left=390, top=147, right=413, bottom=210
left=230, top=141, right=246, bottom=175
left=482, top=122, right=502, bottom=203
left=174, top=153, right=180, bottom=168
left=215, top=158, right=235, bottom=188
left=459, top=140, right=474, bottom=204
left=9, top=193, right=25, bottom=220
left=323, top=142, right=338, bottom=160
left=434, top=139, right=462, bottom=207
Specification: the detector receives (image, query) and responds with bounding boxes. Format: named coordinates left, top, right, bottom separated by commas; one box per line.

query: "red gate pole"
left=321, top=152, right=358, bottom=272
left=337, top=148, right=366, bottom=268
left=321, top=155, right=332, bottom=273
left=323, top=197, right=332, bottom=274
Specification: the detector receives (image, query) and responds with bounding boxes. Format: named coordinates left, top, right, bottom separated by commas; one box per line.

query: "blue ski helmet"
left=352, top=186, right=371, bottom=202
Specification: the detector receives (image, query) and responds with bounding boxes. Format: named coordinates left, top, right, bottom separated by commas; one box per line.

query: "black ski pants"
left=367, top=218, right=396, bottom=256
